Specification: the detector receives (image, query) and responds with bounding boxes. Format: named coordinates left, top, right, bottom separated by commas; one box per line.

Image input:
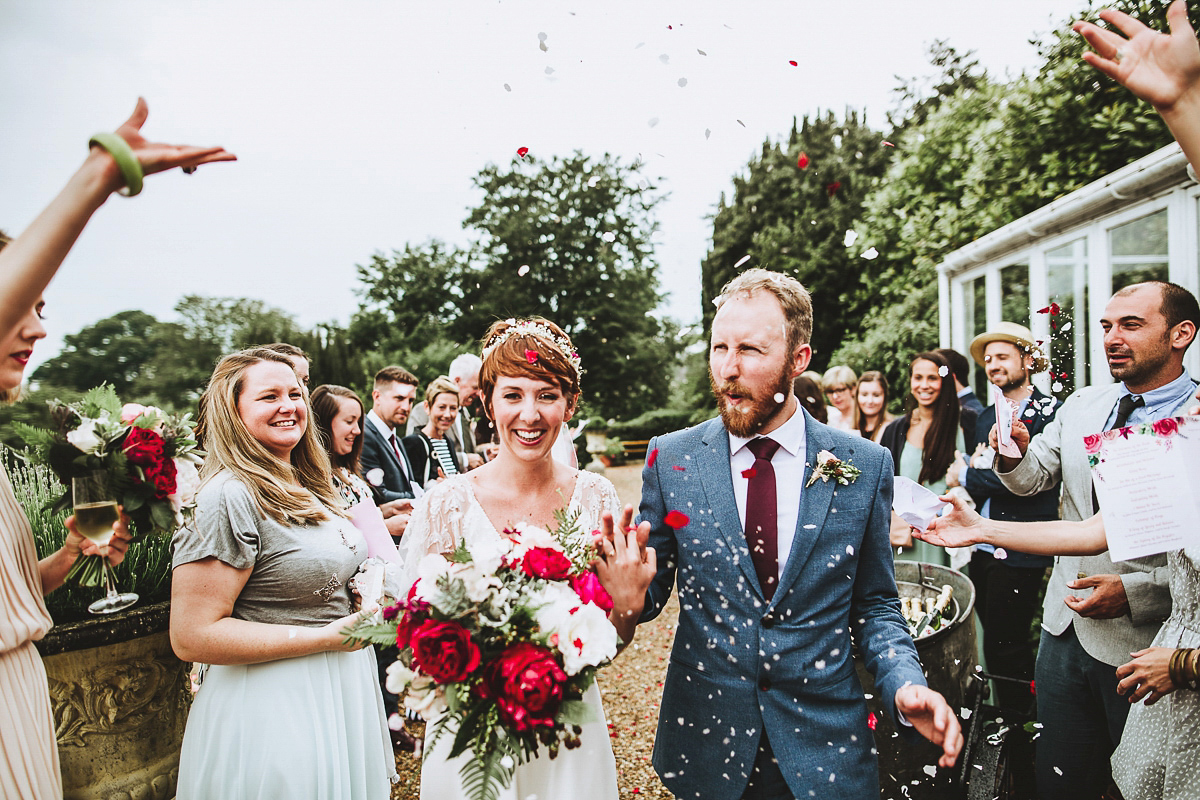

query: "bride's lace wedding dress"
left=397, top=471, right=622, bottom=800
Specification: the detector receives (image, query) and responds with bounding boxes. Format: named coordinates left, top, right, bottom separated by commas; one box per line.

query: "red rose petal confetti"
left=1037, top=302, right=1061, bottom=315
left=1030, top=680, right=1037, bottom=696
left=525, top=349, right=539, bottom=364
left=664, top=510, right=690, bottom=529
left=826, top=181, right=841, bottom=196
left=797, top=152, right=809, bottom=169
left=672, top=465, right=686, bottom=471
left=867, top=712, right=878, bottom=730
left=742, top=467, right=757, bottom=479
left=517, top=146, right=529, bottom=158
left=788, top=60, right=798, bottom=66
left=883, top=140, right=895, bottom=147
left=647, top=448, right=659, bottom=468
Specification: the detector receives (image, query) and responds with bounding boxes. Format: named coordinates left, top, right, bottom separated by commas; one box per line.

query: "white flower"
left=66, top=418, right=104, bottom=454
left=507, top=522, right=560, bottom=559
left=554, top=603, right=618, bottom=674
left=404, top=674, right=447, bottom=720
left=365, top=468, right=385, bottom=487
left=816, top=449, right=837, bottom=467
left=467, top=536, right=511, bottom=575
left=170, top=457, right=202, bottom=513
left=384, top=661, right=416, bottom=695
left=531, top=582, right=582, bottom=633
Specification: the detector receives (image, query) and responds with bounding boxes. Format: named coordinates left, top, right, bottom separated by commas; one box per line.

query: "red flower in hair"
left=525, top=349, right=539, bottom=364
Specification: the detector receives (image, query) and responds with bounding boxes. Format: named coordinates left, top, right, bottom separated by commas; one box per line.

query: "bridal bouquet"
left=346, top=509, right=618, bottom=800
left=14, top=385, right=202, bottom=587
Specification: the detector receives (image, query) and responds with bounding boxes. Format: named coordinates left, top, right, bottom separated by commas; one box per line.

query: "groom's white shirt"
left=728, top=401, right=806, bottom=579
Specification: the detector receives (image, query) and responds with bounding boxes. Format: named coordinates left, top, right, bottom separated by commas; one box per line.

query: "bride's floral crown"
left=481, top=318, right=583, bottom=378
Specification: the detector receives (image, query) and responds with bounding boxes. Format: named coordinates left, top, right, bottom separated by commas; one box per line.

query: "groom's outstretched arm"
left=637, top=434, right=677, bottom=623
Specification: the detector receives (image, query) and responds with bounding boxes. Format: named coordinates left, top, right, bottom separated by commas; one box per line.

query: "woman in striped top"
left=402, top=376, right=462, bottom=489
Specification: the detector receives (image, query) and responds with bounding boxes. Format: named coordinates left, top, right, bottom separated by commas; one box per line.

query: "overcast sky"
left=0, top=0, right=1091, bottom=372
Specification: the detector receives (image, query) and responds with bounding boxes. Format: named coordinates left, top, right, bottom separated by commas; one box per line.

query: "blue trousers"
left=1034, top=625, right=1130, bottom=800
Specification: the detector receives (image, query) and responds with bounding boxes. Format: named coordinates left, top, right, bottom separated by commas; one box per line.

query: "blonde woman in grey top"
left=171, top=349, right=396, bottom=799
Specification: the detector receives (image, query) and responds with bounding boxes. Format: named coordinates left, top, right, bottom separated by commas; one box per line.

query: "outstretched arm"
left=915, top=492, right=1108, bottom=555
left=0, top=98, right=235, bottom=337
left=895, top=685, right=963, bottom=768
left=1075, top=0, right=1200, bottom=172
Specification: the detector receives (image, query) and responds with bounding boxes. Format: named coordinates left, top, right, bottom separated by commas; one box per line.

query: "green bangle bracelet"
left=88, top=132, right=144, bottom=197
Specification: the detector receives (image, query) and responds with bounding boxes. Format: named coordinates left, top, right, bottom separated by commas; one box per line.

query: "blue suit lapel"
left=772, top=416, right=840, bottom=607
left=697, top=421, right=766, bottom=600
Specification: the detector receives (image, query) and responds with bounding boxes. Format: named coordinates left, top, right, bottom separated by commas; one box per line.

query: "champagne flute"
left=72, top=472, right=138, bottom=615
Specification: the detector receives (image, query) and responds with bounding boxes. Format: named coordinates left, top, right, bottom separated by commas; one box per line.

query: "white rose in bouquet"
left=385, top=661, right=416, bottom=695
left=554, top=602, right=618, bottom=675
left=66, top=417, right=104, bottom=454
left=506, top=521, right=559, bottom=559
left=467, top=535, right=512, bottom=575
left=404, top=674, right=448, bottom=720
left=531, top=582, right=584, bottom=633
left=170, top=456, right=202, bottom=516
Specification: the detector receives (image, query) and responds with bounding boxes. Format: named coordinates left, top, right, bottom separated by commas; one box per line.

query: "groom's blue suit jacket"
left=639, top=411, right=927, bottom=800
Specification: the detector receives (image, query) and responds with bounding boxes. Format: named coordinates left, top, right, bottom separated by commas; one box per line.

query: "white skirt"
left=419, top=679, right=618, bottom=800
left=177, top=648, right=396, bottom=800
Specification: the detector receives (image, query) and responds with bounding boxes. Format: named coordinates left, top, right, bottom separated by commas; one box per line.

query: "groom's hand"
left=894, top=684, right=962, bottom=768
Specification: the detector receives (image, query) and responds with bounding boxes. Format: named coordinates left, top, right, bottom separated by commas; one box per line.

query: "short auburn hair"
left=714, top=268, right=813, bottom=356
left=478, top=318, right=581, bottom=418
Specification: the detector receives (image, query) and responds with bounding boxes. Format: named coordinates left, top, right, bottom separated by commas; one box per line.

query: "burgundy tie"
left=745, top=437, right=781, bottom=600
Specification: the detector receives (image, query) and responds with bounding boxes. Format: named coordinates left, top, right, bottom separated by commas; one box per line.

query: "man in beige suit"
left=996, top=281, right=1199, bottom=799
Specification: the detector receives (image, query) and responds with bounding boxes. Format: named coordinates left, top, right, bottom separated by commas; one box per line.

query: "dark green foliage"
left=31, top=310, right=161, bottom=394
left=607, top=408, right=697, bottom=441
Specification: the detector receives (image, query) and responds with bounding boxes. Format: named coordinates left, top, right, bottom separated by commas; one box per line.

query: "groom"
left=637, top=269, right=961, bottom=799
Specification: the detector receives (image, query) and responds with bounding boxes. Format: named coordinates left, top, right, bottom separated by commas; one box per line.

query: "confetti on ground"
left=659, top=54, right=670, bottom=64
left=797, top=152, right=809, bottom=169
left=517, top=147, right=529, bottom=158
left=538, top=32, right=548, bottom=52
left=544, top=66, right=555, bottom=75
left=704, top=128, right=711, bottom=140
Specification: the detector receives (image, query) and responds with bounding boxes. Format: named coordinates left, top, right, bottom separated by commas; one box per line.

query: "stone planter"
left=34, top=602, right=191, bottom=800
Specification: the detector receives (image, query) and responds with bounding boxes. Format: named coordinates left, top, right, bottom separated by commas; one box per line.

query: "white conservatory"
left=937, top=143, right=1200, bottom=398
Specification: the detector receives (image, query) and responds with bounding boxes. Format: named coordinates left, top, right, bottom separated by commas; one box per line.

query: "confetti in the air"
left=867, top=712, right=878, bottom=730
left=994, top=548, right=1008, bottom=560
left=797, top=152, right=810, bottom=169
left=659, top=54, right=670, bottom=64
left=504, top=83, right=512, bottom=92
left=602, top=231, right=617, bottom=243
left=678, top=78, right=688, bottom=88
left=737, top=119, right=745, bottom=127
left=517, top=147, right=530, bottom=158
left=938, top=366, right=949, bottom=377
left=883, top=141, right=895, bottom=147
left=1037, top=303, right=1062, bottom=315
left=861, top=247, right=879, bottom=260
left=734, top=254, right=752, bottom=269
left=697, top=48, right=707, bottom=56
left=742, top=467, right=757, bottom=479
left=844, top=230, right=858, bottom=247
left=705, top=128, right=712, bottom=140
left=1052, top=381, right=1064, bottom=392
left=773, top=392, right=785, bottom=403
left=647, top=448, right=659, bottom=468
left=518, top=264, right=530, bottom=277
left=664, top=510, right=690, bottom=529
left=525, top=349, right=539, bottom=364
left=826, top=181, right=841, bottom=196
left=788, top=60, right=798, bottom=66
left=538, top=32, right=548, bottom=52
left=544, top=66, right=555, bottom=75
left=672, top=465, right=686, bottom=472
left=648, top=117, right=660, bottom=128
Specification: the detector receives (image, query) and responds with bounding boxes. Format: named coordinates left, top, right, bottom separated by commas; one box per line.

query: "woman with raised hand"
left=0, top=99, right=230, bottom=799
left=397, top=317, right=656, bottom=799
left=170, top=349, right=395, bottom=798
left=916, top=493, right=1197, bottom=800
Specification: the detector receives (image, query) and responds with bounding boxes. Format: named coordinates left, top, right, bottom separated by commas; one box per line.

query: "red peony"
left=1152, top=418, right=1180, bottom=437
left=123, top=427, right=165, bottom=464
left=143, top=458, right=177, bottom=499
left=521, top=547, right=573, bottom=581
left=570, top=570, right=614, bottom=612
left=409, top=620, right=481, bottom=683
left=476, top=642, right=567, bottom=731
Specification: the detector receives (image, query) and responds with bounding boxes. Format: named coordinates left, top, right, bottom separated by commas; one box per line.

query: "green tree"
left=31, top=310, right=162, bottom=394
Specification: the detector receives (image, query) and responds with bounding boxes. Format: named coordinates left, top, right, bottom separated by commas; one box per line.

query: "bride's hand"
left=593, top=508, right=655, bottom=620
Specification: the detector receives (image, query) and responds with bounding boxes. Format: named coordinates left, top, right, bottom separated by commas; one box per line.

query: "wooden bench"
left=621, top=439, right=650, bottom=460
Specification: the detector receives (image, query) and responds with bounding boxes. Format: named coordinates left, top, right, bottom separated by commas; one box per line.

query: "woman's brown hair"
left=906, top=352, right=960, bottom=485
left=310, top=384, right=365, bottom=475
left=478, top=318, right=581, bottom=419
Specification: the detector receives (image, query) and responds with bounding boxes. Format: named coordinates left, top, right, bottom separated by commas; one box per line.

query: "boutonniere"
left=805, top=449, right=862, bottom=488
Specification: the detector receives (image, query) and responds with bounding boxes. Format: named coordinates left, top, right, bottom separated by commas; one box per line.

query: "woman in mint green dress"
left=879, top=351, right=963, bottom=567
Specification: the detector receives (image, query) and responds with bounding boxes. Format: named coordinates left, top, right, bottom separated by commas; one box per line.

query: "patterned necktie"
left=745, top=437, right=781, bottom=600
left=1092, top=394, right=1145, bottom=511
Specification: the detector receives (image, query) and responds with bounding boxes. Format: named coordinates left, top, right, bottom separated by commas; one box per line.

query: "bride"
left=398, top=317, right=655, bottom=799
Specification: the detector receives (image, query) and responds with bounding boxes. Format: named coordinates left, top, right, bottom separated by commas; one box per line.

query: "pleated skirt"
left=176, top=647, right=396, bottom=800
left=0, top=641, right=61, bottom=800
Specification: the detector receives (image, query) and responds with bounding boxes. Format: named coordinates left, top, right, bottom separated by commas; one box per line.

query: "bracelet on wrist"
left=88, top=132, right=144, bottom=197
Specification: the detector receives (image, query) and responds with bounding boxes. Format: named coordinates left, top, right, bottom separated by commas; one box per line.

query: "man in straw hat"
left=992, top=281, right=1199, bottom=799
left=945, top=322, right=1058, bottom=718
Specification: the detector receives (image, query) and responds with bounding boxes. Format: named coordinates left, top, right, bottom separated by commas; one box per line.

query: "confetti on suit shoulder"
left=517, top=146, right=530, bottom=158
left=664, top=510, right=690, bottom=529
left=647, top=448, right=659, bottom=468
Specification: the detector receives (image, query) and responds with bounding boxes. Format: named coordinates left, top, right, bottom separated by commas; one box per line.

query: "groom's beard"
left=710, top=365, right=793, bottom=438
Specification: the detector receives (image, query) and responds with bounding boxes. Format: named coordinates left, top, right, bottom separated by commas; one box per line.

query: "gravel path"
left=391, top=464, right=676, bottom=799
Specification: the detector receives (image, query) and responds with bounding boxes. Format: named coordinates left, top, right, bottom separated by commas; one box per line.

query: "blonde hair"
left=822, top=365, right=857, bottom=392
left=714, top=268, right=813, bottom=355
left=424, top=375, right=459, bottom=407
left=198, top=347, right=341, bottom=525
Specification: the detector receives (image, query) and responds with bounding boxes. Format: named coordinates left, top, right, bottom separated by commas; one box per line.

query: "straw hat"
left=968, top=321, right=1049, bottom=373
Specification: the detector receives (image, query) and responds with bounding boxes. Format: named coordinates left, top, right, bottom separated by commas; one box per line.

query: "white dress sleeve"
left=574, top=471, right=624, bottom=530
left=395, top=478, right=471, bottom=593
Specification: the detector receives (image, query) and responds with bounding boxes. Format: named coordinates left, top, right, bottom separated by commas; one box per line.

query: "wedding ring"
left=182, top=166, right=197, bottom=174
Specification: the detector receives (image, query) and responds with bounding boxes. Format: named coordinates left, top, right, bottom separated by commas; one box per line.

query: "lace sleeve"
left=395, top=478, right=470, bottom=593
left=575, top=471, right=624, bottom=530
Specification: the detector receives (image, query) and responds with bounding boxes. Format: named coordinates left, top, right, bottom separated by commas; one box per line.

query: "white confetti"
left=517, top=265, right=530, bottom=277
left=1052, top=381, right=1064, bottom=392
left=503, top=83, right=512, bottom=92
left=500, top=755, right=515, bottom=769
left=648, top=117, right=660, bottom=128
left=588, top=175, right=601, bottom=188
left=815, top=660, right=826, bottom=669
left=659, top=54, right=670, bottom=64
left=697, top=48, right=707, bottom=56
left=961, top=707, right=972, bottom=719
left=773, top=392, right=785, bottom=403
left=678, top=77, right=688, bottom=88
left=737, top=119, right=746, bottom=127
left=861, top=247, right=879, bottom=260
left=544, top=66, right=555, bottom=75
left=1054, top=767, right=1063, bottom=776
left=538, top=32, right=548, bottom=41
left=733, top=254, right=752, bottom=268
left=705, top=128, right=712, bottom=140
left=1062, top=322, right=1072, bottom=332
left=843, top=230, right=858, bottom=247
left=938, top=366, right=949, bottom=377
left=804, top=524, right=817, bottom=530
left=923, top=765, right=937, bottom=777
left=602, top=231, right=617, bottom=243
left=994, top=547, right=1008, bottom=560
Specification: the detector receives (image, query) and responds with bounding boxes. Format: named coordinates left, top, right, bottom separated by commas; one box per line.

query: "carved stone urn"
left=34, top=602, right=191, bottom=800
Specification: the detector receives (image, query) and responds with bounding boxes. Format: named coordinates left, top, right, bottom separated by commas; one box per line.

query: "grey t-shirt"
left=171, top=472, right=368, bottom=626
